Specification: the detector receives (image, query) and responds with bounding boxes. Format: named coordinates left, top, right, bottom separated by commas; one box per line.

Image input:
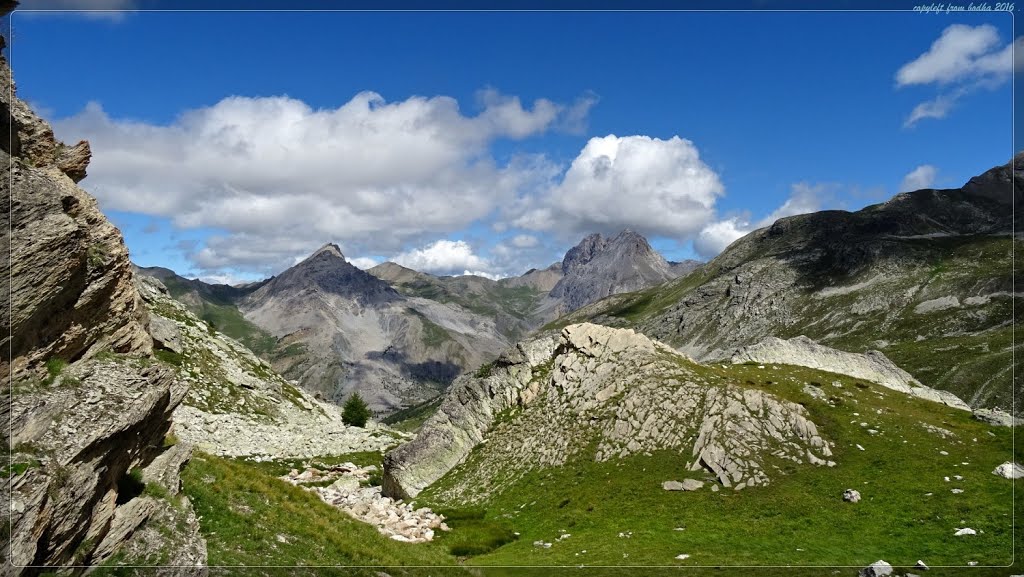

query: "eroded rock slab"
left=384, top=323, right=834, bottom=503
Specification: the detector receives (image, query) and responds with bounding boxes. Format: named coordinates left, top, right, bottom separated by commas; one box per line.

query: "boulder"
left=858, top=560, right=893, bottom=577
left=149, top=313, right=183, bottom=354
left=843, top=489, right=861, bottom=503
left=973, top=409, right=1022, bottom=427
left=992, top=462, right=1024, bottom=479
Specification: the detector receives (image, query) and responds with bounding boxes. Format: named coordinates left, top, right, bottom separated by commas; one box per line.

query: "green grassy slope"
left=413, top=361, right=1021, bottom=571
left=180, top=453, right=459, bottom=574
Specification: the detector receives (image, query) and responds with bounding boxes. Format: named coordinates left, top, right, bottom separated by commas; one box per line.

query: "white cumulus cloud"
left=900, top=164, right=938, bottom=191
left=393, top=240, right=492, bottom=277
left=508, top=134, right=724, bottom=240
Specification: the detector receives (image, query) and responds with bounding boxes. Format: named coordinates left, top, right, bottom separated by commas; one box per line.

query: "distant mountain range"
left=138, top=156, right=1022, bottom=415
left=136, top=229, right=695, bottom=413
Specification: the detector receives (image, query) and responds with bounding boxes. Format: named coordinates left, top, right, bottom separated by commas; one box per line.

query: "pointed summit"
left=312, top=243, right=345, bottom=260
left=248, top=242, right=396, bottom=304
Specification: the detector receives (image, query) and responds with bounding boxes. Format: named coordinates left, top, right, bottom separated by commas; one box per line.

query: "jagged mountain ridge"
left=249, top=243, right=400, bottom=306
left=549, top=155, right=1022, bottom=410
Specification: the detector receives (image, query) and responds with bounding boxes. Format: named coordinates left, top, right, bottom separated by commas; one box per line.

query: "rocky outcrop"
left=6, top=361, right=204, bottom=573
left=972, top=408, right=1022, bottom=427
left=2, top=43, right=152, bottom=380
left=383, top=323, right=833, bottom=502
left=721, top=336, right=971, bottom=411
left=2, top=29, right=203, bottom=573
left=382, top=336, right=558, bottom=500
left=547, top=230, right=678, bottom=314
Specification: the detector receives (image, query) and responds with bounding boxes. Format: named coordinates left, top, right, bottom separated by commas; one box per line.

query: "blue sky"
left=9, top=9, right=1019, bottom=283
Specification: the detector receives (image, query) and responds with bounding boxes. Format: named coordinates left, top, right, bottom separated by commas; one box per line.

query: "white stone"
left=858, top=560, right=893, bottom=577
left=992, top=462, right=1024, bottom=479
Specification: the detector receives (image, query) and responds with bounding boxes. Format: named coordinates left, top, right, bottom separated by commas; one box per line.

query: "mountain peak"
left=552, top=229, right=673, bottom=313
left=249, top=242, right=397, bottom=305
left=312, top=243, right=345, bottom=260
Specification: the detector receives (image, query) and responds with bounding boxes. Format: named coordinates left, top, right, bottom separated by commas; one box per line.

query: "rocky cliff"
left=2, top=26, right=205, bottom=574
left=383, top=323, right=834, bottom=502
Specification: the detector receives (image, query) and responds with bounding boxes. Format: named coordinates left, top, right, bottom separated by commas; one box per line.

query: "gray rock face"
left=723, top=336, right=970, bottom=411
left=383, top=324, right=833, bottom=502
left=2, top=45, right=152, bottom=380
left=548, top=230, right=679, bottom=314
left=148, top=313, right=183, bottom=354
left=2, top=30, right=203, bottom=574
left=6, top=361, right=200, bottom=572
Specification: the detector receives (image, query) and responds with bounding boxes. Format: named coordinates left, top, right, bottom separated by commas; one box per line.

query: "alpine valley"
left=3, top=8, right=1022, bottom=577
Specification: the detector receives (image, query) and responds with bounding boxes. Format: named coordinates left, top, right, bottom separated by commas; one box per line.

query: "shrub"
left=474, top=361, right=495, bottom=379
left=154, top=349, right=183, bottom=367
left=342, top=393, right=371, bottom=428
left=43, top=358, right=67, bottom=385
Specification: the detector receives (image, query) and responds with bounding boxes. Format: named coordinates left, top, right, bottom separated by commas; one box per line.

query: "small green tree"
left=342, top=392, right=372, bottom=427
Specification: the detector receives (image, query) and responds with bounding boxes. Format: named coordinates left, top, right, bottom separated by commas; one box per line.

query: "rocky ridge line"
left=719, top=335, right=971, bottom=411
